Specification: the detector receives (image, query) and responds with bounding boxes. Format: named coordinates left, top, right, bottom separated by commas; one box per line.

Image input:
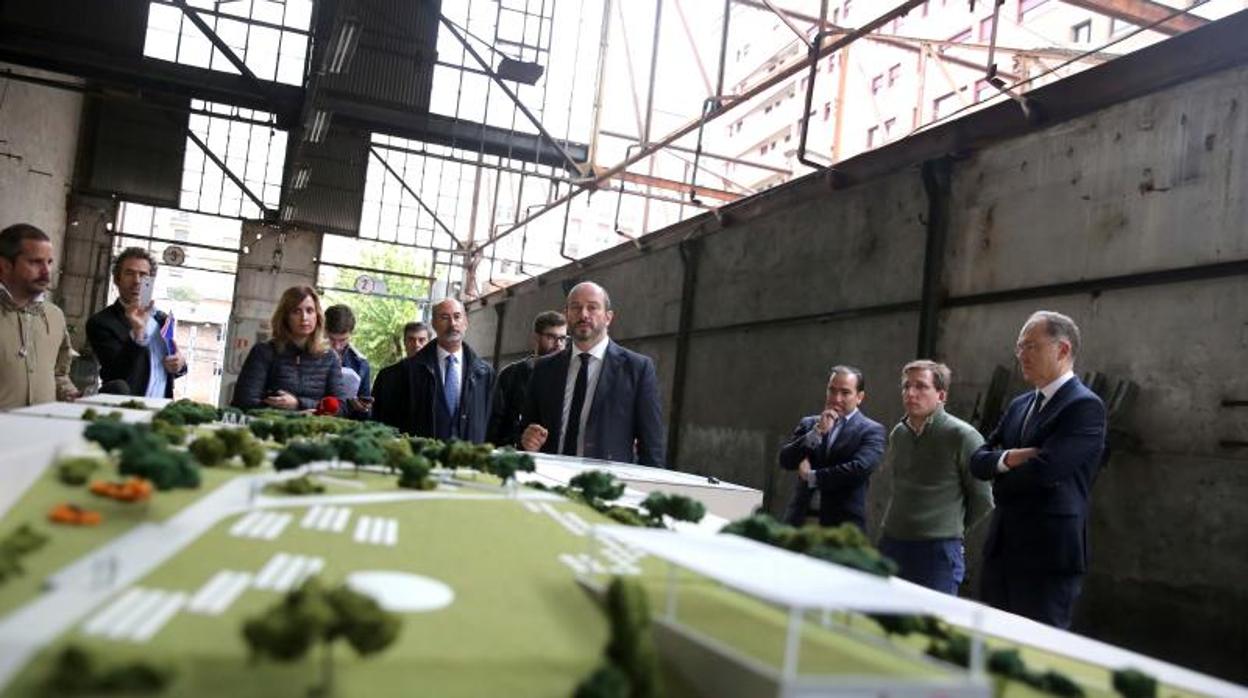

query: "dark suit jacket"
left=85, top=301, right=184, bottom=398
left=373, top=341, right=494, bottom=443
left=778, top=412, right=887, bottom=529
left=970, top=377, right=1106, bottom=574
left=523, top=340, right=665, bottom=466
left=371, top=360, right=405, bottom=425
left=487, top=356, right=534, bottom=447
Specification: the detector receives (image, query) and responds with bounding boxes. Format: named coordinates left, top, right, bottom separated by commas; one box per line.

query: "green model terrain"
left=0, top=441, right=1209, bottom=698
left=4, top=498, right=616, bottom=697
left=0, top=466, right=243, bottom=619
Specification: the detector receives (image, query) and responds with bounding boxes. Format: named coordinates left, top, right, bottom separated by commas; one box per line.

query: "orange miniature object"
left=88, top=477, right=153, bottom=502
left=48, top=503, right=103, bottom=526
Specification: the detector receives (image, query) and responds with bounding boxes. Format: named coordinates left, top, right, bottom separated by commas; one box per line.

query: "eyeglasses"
left=1015, top=339, right=1056, bottom=355
left=540, top=333, right=568, bottom=344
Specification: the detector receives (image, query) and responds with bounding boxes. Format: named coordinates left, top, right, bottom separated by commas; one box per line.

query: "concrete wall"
left=0, top=65, right=82, bottom=289
left=219, top=222, right=322, bottom=406
left=467, top=59, right=1248, bottom=681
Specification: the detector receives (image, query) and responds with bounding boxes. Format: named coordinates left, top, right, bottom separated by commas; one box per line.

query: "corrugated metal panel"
left=84, top=96, right=188, bottom=207
left=283, top=126, right=368, bottom=237
left=317, top=0, right=439, bottom=112
left=0, top=0, right=149, bottom=57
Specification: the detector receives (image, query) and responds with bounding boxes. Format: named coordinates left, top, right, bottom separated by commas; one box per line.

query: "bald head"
left=567, top=281, right=611, bottom=311
left=566, top=281, right=614, bottom=350
left=430, top=297, right=467, bottom=352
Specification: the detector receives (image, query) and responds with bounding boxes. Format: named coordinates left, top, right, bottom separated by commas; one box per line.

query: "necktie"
left=562, top=353, right=590, bottom=456
left=1023, top=391, right=1045, bottom=436
left=444, top=355, right=460, bottom=414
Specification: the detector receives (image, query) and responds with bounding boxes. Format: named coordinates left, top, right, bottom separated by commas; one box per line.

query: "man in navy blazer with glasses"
left=971, top=310, right=1106, bottom=629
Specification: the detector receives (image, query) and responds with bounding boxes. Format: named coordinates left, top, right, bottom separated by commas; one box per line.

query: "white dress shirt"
left=557, top=334, right=610, bottom=456
left=998, top=369, right=1075, bottom=472
left=436, top=345, right=464, bottom=399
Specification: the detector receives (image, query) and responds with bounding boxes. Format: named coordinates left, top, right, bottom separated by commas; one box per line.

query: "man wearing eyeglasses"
left=486, top=311, right=567, bottom=447
left=970, top=310, right=1106, bottom=629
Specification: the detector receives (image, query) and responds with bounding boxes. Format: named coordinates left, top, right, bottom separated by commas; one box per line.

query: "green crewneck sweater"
left=880, top=406, right=994, bottom=540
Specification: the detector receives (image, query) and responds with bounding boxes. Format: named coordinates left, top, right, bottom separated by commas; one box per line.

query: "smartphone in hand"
left=138, top=276, right=155, bottom=308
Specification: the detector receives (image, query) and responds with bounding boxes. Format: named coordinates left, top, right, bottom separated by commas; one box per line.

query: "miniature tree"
left=573, top=576, right=660, bottom=698
left=396, top=454, right=435, bottom=490
left=569, top=471, right=625, bottom=505
left=573, top=665, right=631, bottom=698
left=639, top=492, right=705, bottom=525
left=266, top=476, right=326, bottom=496
left=721, top=515, right=898, bottom=577
left=485, top=448, right=536, bottom=485
left=443, top=440, right=493, bottom=470
left=57, top=456, right=105, bottom=485
left=215, top=427, right=254, bottom=459
left=83, top=420, right=146, bottom=452
left=719, top=513, right=789, bottom=544
left=45, top=643, right=175, bottom=694
left=152, top=399, right=218, bottom=426
left=273, top=441, right=337, bottom=471
left=381, top=439, right=414, bottom=474
left=248, top=418, right=275, bottom=442
left=150, top=419, right=188, bottom=445
left=604, top=577, right=660, bottom=698
left=239, top=441, right=268, bottom=468
left=0, top=524, right=50, bottom=584
left=119, top=435, right=200, bottom=490
left=1112, top=668, right=1157, bottom=698
left=331, top=434, right=385, bottom=472
left=188, top=434, right=228, bottom=466
left=243, top=577, right=400, bottom=697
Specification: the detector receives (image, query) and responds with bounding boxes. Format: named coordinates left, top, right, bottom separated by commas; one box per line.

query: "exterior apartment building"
left=717, top=0, right=1242, bottom=190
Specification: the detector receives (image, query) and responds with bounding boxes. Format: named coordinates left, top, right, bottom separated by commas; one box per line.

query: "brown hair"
left=0, top=223, right=50, bottom=262
left=901, top=360, right=951, bottom=392
left=112, top=247, right=158, bottom=280
left=270, top=285, right=326, bottom=354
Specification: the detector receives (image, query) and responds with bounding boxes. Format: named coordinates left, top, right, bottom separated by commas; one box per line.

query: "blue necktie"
left=444, top=355, right=460, bottom=414
left=1022, top=391, right=1044, bottom=438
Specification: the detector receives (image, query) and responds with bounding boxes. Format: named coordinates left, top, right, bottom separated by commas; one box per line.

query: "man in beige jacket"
left=0, top=223, right=79, bottom=409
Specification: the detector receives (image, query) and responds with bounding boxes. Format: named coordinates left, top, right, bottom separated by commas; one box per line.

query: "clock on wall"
left=162, top=245, right=187, bottom=267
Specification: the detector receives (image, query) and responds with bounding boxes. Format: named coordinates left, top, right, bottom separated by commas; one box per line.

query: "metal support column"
left=917, top=157, right=952, bottom=359
left=666, top=237, right=700, bottom=468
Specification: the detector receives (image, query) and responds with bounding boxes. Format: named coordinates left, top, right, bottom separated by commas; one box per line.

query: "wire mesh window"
left=182, top=101, right=287, bottom=219
left=143, top=0, right=310, bottom=86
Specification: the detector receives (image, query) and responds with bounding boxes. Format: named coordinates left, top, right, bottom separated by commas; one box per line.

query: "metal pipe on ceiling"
left=473, top=0, right=932, bottom=256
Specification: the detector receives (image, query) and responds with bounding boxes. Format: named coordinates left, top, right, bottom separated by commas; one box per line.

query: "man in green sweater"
left=878, top=360, right=993, bottom=594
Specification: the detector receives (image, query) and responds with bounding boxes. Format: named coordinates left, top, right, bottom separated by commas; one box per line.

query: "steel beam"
left=368, top=146, right=465, bottom=250
left=0, top=31, right=300, bottom=125
left=185, top=129, right=273, bottom=218
left=1058, top=0, right=1208, bottom=36
left=474, top=0, right=932, bottom=255
left=169, top=0, right=265, bottom=91
left=323, top=98, right=588, bottom=171
left=438, top=16, right=583, bottom=174
left=601, top=129, right=792, bottom=174
left=733, top=0, right=1022, bottom=81
left=609, top=171, right=742, bottom=202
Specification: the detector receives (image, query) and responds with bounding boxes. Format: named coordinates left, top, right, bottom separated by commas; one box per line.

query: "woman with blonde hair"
left=231, top=285, right=345, bottom=413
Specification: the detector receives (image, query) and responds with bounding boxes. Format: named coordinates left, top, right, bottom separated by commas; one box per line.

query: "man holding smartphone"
left=86, top=247, right=186, bottom=398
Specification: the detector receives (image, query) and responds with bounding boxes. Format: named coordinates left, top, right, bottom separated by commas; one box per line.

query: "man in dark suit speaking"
left=778, top=365, right=886, bottom=530
left=520, top=282, right=665, bottom=466
left=970, top=310, right=1106, bottom=629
